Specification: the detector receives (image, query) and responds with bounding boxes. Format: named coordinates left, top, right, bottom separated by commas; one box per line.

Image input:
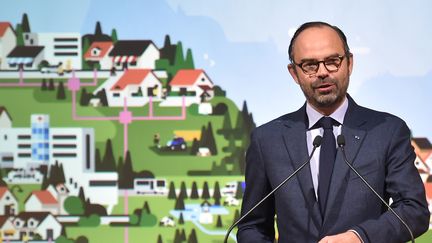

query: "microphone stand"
left=337, top=135, right=415, bottom=243
left=223, top=136, right=322, bottom=243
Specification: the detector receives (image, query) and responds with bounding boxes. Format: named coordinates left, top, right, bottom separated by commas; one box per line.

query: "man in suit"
left=237, top=21, right=429, bottom=243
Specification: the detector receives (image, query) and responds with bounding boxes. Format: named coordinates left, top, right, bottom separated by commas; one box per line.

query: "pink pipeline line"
left=0, top=70, right=40, bottom=87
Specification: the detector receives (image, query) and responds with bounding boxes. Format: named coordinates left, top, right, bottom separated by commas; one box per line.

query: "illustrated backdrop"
left=1, top=1, right=432, bottom=243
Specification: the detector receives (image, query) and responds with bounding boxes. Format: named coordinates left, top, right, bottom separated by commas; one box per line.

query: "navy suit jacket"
left=237, top=96, right=429, bottom=243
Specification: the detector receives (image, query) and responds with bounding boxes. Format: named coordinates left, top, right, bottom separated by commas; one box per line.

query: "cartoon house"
left=108, top=40, right=159, bottom=70
left=169, top=69, right=214, bottom=104
left=83, top=41, right=114, bottom=70
left=199, top=201, right=213, bottom=224
left=107, top=69, right=162, bottom=106
left=46, top=184, right=69, bottom=215
left=0, top=187, right=18, bottom=216
left=412, top=137, right=432, bottom=163
left=0, top=22, right=16, bottom=70
left=414, top=155, right=430, bottom=182
left=25, top=190, right=59, bottom=215
left=12, top=212, right=62, bottom=241
left=6, top=46, right=44, bottom=70
left=0, top=216, right=17, bottom=241
left=0, top=106, right=12, bottom=128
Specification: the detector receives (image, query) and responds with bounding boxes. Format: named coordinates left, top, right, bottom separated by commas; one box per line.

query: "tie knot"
left=319, top=116, right=336, bottom=129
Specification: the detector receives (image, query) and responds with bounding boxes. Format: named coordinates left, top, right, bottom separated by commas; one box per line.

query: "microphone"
left=223, top=135, right=323, bottom=243
left=337, top=135, right=415, bottom=243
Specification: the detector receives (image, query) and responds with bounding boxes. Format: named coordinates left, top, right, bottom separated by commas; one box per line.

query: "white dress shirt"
left=306, top=96, right=348, bottom=199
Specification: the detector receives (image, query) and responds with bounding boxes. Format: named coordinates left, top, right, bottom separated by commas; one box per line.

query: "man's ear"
left=288, top=64, right=300, bottom=84
left=347, top=52, right=354, bottom=76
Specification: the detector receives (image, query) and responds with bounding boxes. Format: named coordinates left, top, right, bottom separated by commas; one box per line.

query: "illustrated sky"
left=2, top=0, right=432, bottom=138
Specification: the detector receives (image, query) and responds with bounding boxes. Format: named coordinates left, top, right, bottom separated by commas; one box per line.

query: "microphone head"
left=313, top=135, right=322, bottom=147
left=337, top=135, right=346, bottom=147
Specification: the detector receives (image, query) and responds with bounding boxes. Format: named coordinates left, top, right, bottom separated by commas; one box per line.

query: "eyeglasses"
left=293, top=55, right=345, bottom=75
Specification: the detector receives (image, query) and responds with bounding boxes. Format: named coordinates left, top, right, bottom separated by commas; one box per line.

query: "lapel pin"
left=354, top=135, right=360, bottom=140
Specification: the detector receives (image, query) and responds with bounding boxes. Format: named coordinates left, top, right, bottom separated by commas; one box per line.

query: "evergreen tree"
left=21, top=13, right=31, bottom=32
left=190, top=181, right=199, bottom=199
left=157, top=234, right=163, bottom=243
left=216, top=215, right=223, bottom=228
left=218, top=111, right=232, bottom=138
left=201, top=181, right=210, bottom=200
left=187, top=229, right=198, bottom=243
left=116, top=155, right=124, bottom=187
left=15, top=24, right=24, bottom=46
left=235, top=181, right=244, bottom=199
left=184, top=48, right=195, bottom=69
left=178, top=212, right=185, bottom=225
left=222, top=134, right=237, bottom=153
left=95, top=148, right=102, bottom=171
left=110, top=28, right=118, bottom=43
left=102, top=139, right=116, bottom=171
left=82, top=37, right=91, bottom=70
left=206, top=122, right=218, bottom=155
left=213, top=181, right=221, bottom=205
left=78, top=187, right=86, bottom=203
left=94, top=21, right=103, bottom=36
left=41, top=79, right=47, bottom=91
left=198, top=125, right=207, bottom=149
left=189, top=138, right=199, bottom=155
left=179, top=181, right=188, bottom=199
left=180, top=229, right=186, bottom=241
left=168, top=181, right=176, bottom=199
left=119, top=151, right=134, bottom=189
left=56, top=81, right=66, bottom=100
left=143, top=201, right=151, bottom=214
left=174, top=41, right=185, bottom=71
left=79, top=88, right=90, bottom=106
left=48, top=78, right=55, bottom=91
left=174, top=195, right=185, bottom=210
left=173, top=229, right=181, bottom=243
left=95, top=88, right=108, bottom=106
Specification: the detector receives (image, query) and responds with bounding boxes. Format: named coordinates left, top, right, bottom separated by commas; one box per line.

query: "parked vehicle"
left=221, top=181, right=238, bottom=196
left=5, top=168, right=43, bottom=184
left=224, top=196, right=240, bottom=207
left=134, top=178, right=168, bottom=195
left=166, top=137, right=187, bottom=150
left=159, top=216, right=176, bottom=227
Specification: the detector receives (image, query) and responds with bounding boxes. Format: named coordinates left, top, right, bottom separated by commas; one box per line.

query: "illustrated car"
left=159, top=216, right=176, bottom=227
left=224, top=196, right=240, bottom=207
left=166, top=137, right=187, bottom=150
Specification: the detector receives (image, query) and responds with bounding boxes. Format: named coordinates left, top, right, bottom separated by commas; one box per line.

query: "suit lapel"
left=281, top=106, right=323, bottom=226
left=322, top=96, right=367, bottom=229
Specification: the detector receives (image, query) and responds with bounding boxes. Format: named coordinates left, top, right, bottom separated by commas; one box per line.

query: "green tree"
left=81, top=37, right=91, bottom=70
left=206, top=122, right=218, bottom=155
left=218, top=111, right=232, bottom=138
left=235, top=181, right=244, bottom=199
left=232, top=209, right=240, bottom=225
left=187, top=229, right=198, bottom=243
left=15, top=24, right=24, bottom=46
left=174, top=195, right=185, bottom=210
left=139, top=210, right=157, bottom=226
left=79, top=88, right=90, bottom=106
left=78, top=214, right=100, bottom=227
left=118, top=151, right=134, bottom=189
left=55, top=236, right=74, bottom=243
left=41, top=79, right=47, bottom=91
left=102, top=139, right=116, bottom=171
left=178, top=212, right=185, bottom=225
left=184, top=48, right=195, bottom=69
left=64, top=196, right=85, bottom=215
left=110, top=28, right=118, bottom=43
left=75, top=236, right=89, bottom=243
left=48, top=78, right=55, bottom=91
left=180, top=229, right=187, bottom=241
left=156, top=234, right=163, bottom=243
left=189, top=138, right=199, bottom=155
left=222, top=134, right=237, bottom=153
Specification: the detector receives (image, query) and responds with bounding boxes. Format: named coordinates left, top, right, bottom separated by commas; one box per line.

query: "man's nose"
left=315, top=62, right=329, bottom=79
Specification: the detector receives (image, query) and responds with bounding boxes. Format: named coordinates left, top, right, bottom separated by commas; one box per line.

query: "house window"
left=30, top=39, right=34, bottom=45
left=25, top=34, right=29, bottom=40
left=201, top=78, right=205, bottom=82
left=113, top=93, right=120, bottom=97
left=4, top=134, right=7, bottom=140
left=15, top=221, right=20, bottom=227
left=5, top=195, right=10, bottom=200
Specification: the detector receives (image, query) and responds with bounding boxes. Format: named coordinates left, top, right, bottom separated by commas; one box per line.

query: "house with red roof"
left=0, top=216, right=17, bottom=241
left=169, top=69, right=214, bottom=104
left=108, top=40, right=159, bottom=70
left=12, top=212, right=62, bottom=241
left=25, top=190, right=60, bottom=215
left=0, top=187, right=18, bottom=216
left=0, top=22, right=16, bottom=70
left=83, top=41, right=114, bottom=70
left=104, top=69, right=162, bottom=106
left=414, top=155, right=430, bottom=182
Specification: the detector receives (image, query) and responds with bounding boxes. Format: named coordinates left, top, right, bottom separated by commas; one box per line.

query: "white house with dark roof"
left=0, top=187, right=18, bottom=216
left=0, top=22, right=16, bottom=70
left=108, top=40, right=159, bottom=70
left=0, top=106, right=12, bottom=128
left=12, top=212, right=62, bottom=241
left=83, top=41, right=114, bottom=70
left=6, top=46, right=44, bottom=70
left=0, top=216, right=17, bottom=241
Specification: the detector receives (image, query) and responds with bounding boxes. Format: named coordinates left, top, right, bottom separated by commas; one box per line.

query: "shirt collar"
left=306, top=96, right=348, bottom=129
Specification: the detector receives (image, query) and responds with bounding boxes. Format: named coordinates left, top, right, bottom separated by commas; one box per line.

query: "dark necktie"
left=317, top=116, right=337, bottom=215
